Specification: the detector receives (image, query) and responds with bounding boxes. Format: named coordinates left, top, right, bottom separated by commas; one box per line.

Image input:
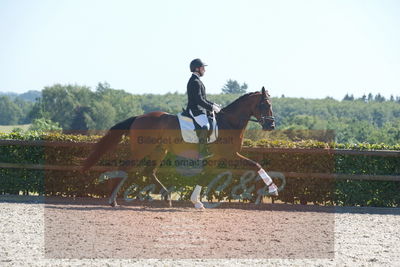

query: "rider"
left=186, top=58, right=221, bottom=159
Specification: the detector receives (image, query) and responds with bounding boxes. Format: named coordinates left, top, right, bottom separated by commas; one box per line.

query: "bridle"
left=217, top=92, right=275, bottom=130
left=249, top=97, right=275, bottom=127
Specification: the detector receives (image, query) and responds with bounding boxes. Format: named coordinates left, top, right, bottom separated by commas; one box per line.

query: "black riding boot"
left=197, top=126, right=213, bottom=159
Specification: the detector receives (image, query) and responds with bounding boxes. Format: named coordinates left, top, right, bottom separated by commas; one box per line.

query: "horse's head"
left=251, top=87, right=275, bottom=131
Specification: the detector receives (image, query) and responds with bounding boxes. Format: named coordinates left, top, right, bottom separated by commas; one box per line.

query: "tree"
left=358, top=94, right=367, bottom=102
left=0, top=96, right=23, bottom=125
left=222, top=79, right=248, bottom=94
left=18, top=90, right=41, bottom=102
left=86, top=101, right=116, bottom=130
left=96, top=86, right=143, bottom=120
left=342, top=94, right=354, bottom=101
left=374, top=93, right=386, bottom=102
left=27, top=98, right=49, bottom=123
left=5, top=85, right=400, bottom=145
left=69, top=106, right=91, bottom=134
left=13, top=97, right=34, bottom=124
left=96, top=81, right=111, bottom=94
left=28, top=118, right=62, bottom=132
left=372, top=107, right=385, bottom=127
left=38, top=84, right=93, bottom=129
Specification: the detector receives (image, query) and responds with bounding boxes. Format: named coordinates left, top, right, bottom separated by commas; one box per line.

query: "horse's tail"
left=82, top=116, right=137, bottom=171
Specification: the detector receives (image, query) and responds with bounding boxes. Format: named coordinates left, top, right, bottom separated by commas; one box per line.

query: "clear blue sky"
left=1, top=0, right=399, bottom=99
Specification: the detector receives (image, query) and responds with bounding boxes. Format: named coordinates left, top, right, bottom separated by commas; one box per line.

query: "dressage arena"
left=1, top=196, right=399, bottom=266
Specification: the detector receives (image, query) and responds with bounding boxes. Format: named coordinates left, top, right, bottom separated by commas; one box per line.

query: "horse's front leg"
left=190, top=184, right=205, bottom=209
left=235, top=152, right=279, bottom=196
left=188, top=159, right=212, bottom=210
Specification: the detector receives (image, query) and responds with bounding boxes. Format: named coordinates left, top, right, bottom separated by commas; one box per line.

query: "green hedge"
left=0, top=132, right=399, bottom=207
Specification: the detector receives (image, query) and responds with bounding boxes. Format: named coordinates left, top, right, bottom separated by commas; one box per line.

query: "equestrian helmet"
left=190, top=58, right=207, bottom=72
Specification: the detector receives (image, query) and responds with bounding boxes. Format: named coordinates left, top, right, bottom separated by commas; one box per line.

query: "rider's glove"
left=212, top=104, right=221, bottom=113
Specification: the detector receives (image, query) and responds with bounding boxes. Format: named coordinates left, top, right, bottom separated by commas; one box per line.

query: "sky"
left=0, top=0, right=399, bottom=99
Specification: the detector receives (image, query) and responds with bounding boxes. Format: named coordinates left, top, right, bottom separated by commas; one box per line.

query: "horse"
left=82, top=87, right=278, bottom=208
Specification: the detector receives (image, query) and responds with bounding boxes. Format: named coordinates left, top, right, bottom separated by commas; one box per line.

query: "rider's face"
left=198, top=66, right=205, bottom=77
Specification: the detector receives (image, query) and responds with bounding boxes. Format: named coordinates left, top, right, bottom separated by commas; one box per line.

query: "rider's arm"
left=205, top=97, right=221, bottom=112
left=191, top=80, right=214, bottom=111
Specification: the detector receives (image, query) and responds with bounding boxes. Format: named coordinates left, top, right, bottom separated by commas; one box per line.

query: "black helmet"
left=190, top=58, right=207, bottom=72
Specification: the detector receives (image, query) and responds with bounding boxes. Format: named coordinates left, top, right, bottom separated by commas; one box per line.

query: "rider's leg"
left=197, top=126, right=211, bottom=157
left=190, top=112, right=210, bottom=130
left=191, top=113, right=212, bottom=158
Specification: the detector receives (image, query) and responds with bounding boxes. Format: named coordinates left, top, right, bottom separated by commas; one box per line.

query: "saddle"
left=177, top=108, right=218, bottom=144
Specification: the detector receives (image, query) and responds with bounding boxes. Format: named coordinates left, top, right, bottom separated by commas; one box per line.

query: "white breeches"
left=189, top=110, right=210, bottom=130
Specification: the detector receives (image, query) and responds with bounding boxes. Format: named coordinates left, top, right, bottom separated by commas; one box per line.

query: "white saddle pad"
left=177, top=113, right=218, bottom=143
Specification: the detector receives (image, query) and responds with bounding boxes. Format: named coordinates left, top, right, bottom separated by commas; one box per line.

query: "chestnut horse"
left=83, top=87, right=278, bottom=208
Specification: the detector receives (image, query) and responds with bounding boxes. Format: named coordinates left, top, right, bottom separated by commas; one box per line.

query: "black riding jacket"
left=186, top=74, right=215, bottom=116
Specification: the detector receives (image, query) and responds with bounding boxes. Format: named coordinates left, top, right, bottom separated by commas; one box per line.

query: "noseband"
left=249, top=99, right=275, bottom=126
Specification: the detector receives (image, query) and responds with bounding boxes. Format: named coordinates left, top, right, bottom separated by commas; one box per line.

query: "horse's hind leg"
left=107, top=148, right=151, bottom=207
left=97, top=170, right=128, bottom=207
left=110, top=144, right=170, bottom=207
left=147, top=146, right=171, bottom=207
left=108, top=173, right=127, bottom=207
left=152, top=170, right=171, bottom=207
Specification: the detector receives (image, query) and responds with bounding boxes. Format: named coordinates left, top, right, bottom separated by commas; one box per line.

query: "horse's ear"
left=261, top=86, right=266, bottom=98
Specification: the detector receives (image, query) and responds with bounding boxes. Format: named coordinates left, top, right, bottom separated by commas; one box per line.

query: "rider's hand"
left=212, top=104, right=221, bottom=113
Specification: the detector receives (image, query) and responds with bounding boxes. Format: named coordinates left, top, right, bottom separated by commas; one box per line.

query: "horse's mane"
left=222, top=91, right=260, bottom=111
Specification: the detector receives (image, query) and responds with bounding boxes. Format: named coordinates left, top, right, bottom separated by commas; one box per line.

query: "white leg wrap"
left=259, top=169, right=279, bottom=196
left=190, top=185, right=202, bottom=204
left=258, top=169, right=273, bottom=185
left=190, top=185, right=204, bottom=209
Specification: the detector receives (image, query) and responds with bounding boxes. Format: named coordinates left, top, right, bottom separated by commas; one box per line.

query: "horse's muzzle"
left=262, top=120, right=275, bottom=131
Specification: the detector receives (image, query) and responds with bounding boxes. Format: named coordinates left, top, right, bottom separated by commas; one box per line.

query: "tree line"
left=0, top=82, right=399, bottom=145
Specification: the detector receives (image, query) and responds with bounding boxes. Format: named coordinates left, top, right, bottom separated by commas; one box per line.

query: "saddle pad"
left=177, top=113, right=218, bottom=143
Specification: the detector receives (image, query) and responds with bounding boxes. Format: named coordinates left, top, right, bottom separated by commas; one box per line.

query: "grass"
left=0, top=124, right=31, bottom=133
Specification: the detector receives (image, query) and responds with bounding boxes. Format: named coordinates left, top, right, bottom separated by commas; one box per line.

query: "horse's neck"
left=220, top=100, right=252, bottom=130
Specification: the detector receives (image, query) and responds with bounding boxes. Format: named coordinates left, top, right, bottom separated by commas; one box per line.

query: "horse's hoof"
left=270, top=190, right=279, bottom=196
left=268, top=184, right=279, bottom=196
left=163, top=194, right=172, bottom=207
left=194, top=202, right=205, bottom=209
left=109, top=201, right=119, bottom=207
